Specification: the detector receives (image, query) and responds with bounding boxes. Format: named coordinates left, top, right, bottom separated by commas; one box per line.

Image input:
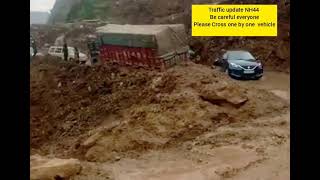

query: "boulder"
left=30, top=155, right=81, bottom=180
left=81, top=131, right=104, bottom=148
left=200, top=84, right=248, bottom=107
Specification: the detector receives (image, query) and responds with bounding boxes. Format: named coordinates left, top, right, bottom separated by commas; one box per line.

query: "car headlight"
left=229, top=62, right=241, bottom=68
left=257, top=62, right=263, bottom=68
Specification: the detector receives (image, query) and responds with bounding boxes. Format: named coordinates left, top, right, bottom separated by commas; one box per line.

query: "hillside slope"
left=48, top=0, right=82, bottom=24
left=48, top=0, right=229, bottom=24
left=30, top=11, right=50, bottom=24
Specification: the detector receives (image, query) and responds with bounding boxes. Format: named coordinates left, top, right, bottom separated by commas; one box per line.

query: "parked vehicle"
left=214, top=50, right=263, bottom=80
left=30, top=35, right=36, bottom=62
left=48, top=46, right=88, bottom=63
left=96, top=24, right=189, bottom=69
left=30, top=47, right=33, bottom=62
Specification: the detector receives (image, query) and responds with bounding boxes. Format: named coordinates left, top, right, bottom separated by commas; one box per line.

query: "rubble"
left=81, top=131, right=104, bottom=148
left=30, top=58, right=288, bottom=162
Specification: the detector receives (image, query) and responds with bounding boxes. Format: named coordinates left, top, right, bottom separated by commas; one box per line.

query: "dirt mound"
left=82, top=63, right=287, bottom=162
left=30, top=154, right=81, bottom=180
left=30, top=58, right=288, bottom=162
left=30, top=58, right=173, bottom=150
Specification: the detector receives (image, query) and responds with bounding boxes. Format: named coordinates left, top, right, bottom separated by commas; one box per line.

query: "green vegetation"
left=66, top=0, right=96, bottom=22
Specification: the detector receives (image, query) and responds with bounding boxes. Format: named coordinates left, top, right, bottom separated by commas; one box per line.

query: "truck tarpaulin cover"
left=96, top=24, right=189, bottom=56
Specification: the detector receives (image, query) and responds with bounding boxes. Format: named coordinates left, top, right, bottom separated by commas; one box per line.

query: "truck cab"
left=86, top=35, right=101, bottom=65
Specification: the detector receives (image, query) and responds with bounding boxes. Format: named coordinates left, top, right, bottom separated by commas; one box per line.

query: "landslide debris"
left=30, top=58, right=288, bottom=162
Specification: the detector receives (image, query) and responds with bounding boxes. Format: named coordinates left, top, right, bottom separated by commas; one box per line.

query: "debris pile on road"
left=30, top=58, right=288, bottom=162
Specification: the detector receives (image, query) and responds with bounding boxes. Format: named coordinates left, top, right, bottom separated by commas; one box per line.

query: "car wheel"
left=254, top=76, right=262, bottom=80
left=92, top=58, right=98, bottom=64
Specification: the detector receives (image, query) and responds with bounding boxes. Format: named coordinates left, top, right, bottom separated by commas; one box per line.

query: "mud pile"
left=30, top=58, right=288, bottom=162
left=30, top=57, right=164, bottom=148
left=30, top=154, right=81, bottom=180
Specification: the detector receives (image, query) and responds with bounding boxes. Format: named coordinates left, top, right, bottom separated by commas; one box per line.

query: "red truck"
left=95, top=24, right=190, bottom=69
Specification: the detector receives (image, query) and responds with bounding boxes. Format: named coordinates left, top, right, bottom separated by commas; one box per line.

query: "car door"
left=68, top=47, right=75, bottom=59
left=55, top=47, right=63, bottom=59
left=30, top=47, right=34, bottom=56
left=215, top=52, right=228, bottom=70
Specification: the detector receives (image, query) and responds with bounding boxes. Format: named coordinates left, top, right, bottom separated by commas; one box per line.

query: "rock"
left=214, top=164, right=233, bottom=176
left=200, top=85, right=248, bottom=107
left=30, top=155, right=81, bottom=180
left=111, top=73, right=115, bottom=79
left=255, top=147, right=265, bottom=154
left=81, top=131, right=104, bottom=148
left=119, top=72, right=127, bottom=77
left=241, top=144, right=254, bottom=149
left=200, top=78, right=211, bottom=84
left=151, top=77, right=163, bottom=90
left=58, top=82, right=62, bottom=88
left=115, top=156, right=121, bottom=161
left=82, top=120, right=121, bottom=148
left=217, top=90, right=248, bottom=105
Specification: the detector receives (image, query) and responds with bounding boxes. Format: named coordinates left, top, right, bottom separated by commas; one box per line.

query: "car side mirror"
left=214, top=59, right=223, bottom=66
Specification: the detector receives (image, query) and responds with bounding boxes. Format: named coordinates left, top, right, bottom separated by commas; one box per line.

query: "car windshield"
left=228, top=51, right=255, bottom=61
left=55, top=48, right=62, bottom=53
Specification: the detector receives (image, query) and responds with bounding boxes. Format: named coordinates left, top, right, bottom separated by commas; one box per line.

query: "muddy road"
left=234, top=71, right=290, bottom=100
left=237, top=71, right=290, bottom=91
left=228, top=71, right=290, bottom=180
